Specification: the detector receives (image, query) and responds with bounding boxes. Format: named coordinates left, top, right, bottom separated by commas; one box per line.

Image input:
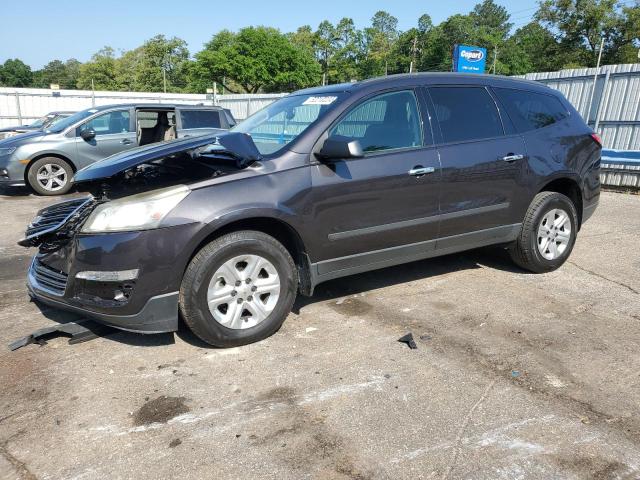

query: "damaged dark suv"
left=20, top=73, right=601, bottom=347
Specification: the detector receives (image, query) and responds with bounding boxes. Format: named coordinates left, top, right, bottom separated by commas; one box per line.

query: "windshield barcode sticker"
left=303, top=96, right=338, bottom=106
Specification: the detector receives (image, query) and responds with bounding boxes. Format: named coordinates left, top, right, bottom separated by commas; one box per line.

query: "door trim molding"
left=312, top=222, right=521, bottom=287
left=327, top=202, right=509, bottom=241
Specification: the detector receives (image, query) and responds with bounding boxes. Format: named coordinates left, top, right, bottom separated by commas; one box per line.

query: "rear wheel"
left=509, top=191, right=578, bottom=273
left=179, top=231, right=297, bottom=347
left=27, top=157, right=73, bottom=195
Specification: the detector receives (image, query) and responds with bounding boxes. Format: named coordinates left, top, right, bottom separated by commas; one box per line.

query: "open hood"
left=73, top=132, right=263, bottom=184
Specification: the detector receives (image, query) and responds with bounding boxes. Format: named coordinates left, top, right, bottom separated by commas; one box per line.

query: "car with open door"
left=19, top=73, right=600, bottom=347
left=0, top=104, right=234, bottom=195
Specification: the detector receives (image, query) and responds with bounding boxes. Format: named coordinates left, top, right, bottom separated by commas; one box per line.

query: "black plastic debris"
left=398, top=333, right=418, bottom=350
left=8, top=320, right=113, bottom=351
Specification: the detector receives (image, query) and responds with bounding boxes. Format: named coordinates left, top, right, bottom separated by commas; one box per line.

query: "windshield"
left=27, top=116, right=48, bottom=128
left=45, top=109, right=99, bottom=133
left=232, top=93, right=345, bottom=155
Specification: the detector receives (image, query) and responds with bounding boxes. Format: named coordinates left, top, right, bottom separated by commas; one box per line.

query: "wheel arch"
left=537, top=176, right=583, bottom=228
left=187, top=216, right=314, bottom=296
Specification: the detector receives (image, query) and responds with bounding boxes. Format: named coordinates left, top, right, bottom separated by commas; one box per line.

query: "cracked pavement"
left=0, top=189, right=639, bottom=479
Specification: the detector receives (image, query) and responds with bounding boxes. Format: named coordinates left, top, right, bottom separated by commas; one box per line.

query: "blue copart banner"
left=453, top=44, right=487, bottom=74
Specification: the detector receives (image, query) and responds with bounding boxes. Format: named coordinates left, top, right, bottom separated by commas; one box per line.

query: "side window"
left=180, top=110, right=221, bottom=129
left=429, top=87, right=503, bottom=143
left=81, top=110, right=131, bottom=135
left=330, top=90, right=423, bottom=153
left=493, top=88, right=568, bottom=132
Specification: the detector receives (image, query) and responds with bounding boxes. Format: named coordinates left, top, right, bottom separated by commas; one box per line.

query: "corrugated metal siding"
left=0, top=87, right=286, bottom=127
left=520, top=64, right=640, bottom=150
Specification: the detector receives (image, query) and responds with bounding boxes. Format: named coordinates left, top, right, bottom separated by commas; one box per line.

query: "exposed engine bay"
left=18, top=132, right=263, bottom=250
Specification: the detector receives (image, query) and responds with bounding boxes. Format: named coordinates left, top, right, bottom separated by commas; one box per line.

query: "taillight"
left=590, top=133, right=602, bottom=147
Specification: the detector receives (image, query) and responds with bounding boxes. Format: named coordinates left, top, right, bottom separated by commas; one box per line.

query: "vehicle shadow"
left=25, top=246, right=528, bottom=350
left=0, top=185, right=33, bottom=197
left=291, top=245, right=528, bottom=313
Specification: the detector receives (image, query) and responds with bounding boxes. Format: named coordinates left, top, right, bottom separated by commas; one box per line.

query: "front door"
left=75, top=109, right=136, bottom=168
left=427, top=86, right=528, bottom=245
left=309, top=89, right=441, bottom=271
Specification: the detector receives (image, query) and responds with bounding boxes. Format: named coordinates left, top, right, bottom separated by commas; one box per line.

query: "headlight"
left=0, top=147, right=17, bottom=156
left=81, top=185, right=190, bottom=233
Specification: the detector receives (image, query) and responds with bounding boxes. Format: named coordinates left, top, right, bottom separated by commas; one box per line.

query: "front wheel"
left=27, top=157, right=74, bottom=195
left=179, top=231, right=298, bottom=347
left=509, top=191, right=578, bottom=273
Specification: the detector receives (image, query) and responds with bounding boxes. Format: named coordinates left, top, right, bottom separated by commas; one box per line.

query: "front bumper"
left=25, top=223, right=202, bottom=334
left=27, top=276, right=179, bottom=333
left=0, top=168, right=25, bottom=187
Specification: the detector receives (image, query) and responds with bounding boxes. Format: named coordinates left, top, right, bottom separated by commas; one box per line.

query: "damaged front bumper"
left=27, top=255, right=180, bottom=334
left=24, top=219, right=203, bottom=334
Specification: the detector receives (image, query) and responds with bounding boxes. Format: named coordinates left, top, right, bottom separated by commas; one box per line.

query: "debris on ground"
left=8, top=320, right=114, bottom=351
left=398, top=333, right=418, bottom=349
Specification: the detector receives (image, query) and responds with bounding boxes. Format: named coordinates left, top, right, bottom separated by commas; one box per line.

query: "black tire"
left=27, top=157, right=74, bottom=196
left=179, top=231, right=298, bottom=347
left=509, top=191, right=579, bottom=273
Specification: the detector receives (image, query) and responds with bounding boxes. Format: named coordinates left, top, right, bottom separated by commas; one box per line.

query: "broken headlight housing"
left=81, top=185, right=190, bottom=233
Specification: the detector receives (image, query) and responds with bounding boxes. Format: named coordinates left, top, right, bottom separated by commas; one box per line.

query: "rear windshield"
left=493, top=88, right=569, bottom=132
left=180, top=110, right=221, bottom=129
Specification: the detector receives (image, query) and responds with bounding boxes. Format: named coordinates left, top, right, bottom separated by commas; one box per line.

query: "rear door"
left=309, top=89, right=442, bottom=266
left=427, top=85, right=528, bottom=245
left=176, top=108, right=227, bottom=138
left=75, top=108, right=136, bottom=167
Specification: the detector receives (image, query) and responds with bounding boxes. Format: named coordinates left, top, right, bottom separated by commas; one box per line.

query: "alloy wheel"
left=537, top=208, right=572, bottom=260
left=206, top=254, right=281, bottom=329
left=36, top=163, right=68, bottom=192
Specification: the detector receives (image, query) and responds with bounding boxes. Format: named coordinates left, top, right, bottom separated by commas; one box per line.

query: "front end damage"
left=20, top=132, right=262, bottom=333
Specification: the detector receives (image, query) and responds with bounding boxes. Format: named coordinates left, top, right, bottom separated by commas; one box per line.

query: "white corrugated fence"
left=0, top=87, right=286, bottom=128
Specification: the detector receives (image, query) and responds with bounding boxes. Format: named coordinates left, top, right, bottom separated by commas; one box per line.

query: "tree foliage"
left=3, top=1, right=640, bottom=91
left=191, top=26, right=321, bottom=93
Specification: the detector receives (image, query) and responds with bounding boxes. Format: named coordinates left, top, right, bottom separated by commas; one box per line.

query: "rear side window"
left=493, top=88, right=568, bottom=132
left=180, top=110, right=221, bottom=129
left=330, top=90, right=423, bottom=153
left=429, top=87, right=503, bottom=143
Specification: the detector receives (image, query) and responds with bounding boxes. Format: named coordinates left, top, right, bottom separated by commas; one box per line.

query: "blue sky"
left=2, top=0, right=537, bottom=68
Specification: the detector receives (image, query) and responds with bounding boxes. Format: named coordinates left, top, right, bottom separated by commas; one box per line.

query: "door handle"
left=408, top=166, right=435, bottom=176
left=501, top=154, right=524, bottom=162
left=120, top=139, right=133, bottom=145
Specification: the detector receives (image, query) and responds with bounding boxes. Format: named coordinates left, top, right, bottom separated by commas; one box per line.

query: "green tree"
left=500, top=22, right=563, bottom=74
left=536, top=0, right=624, bottom=66
left=32, top=59, right=81, bottom=89
left=364, top=11, right=400, bottom=76
left=190, top=26, right=321, bottom=93
left=0, top=59, right=33, bottom=87
left=127, top=35, right=191, bottom=92
left=77, top=47, right=119, bottom=90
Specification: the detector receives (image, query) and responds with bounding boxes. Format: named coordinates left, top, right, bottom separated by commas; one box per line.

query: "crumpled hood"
left=73, top=132, right=262, bottom=184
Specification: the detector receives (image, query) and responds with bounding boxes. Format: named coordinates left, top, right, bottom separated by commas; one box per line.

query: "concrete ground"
left=0, top=188, right=639, bottom=480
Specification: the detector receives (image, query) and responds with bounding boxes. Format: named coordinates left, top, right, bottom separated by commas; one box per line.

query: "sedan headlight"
left=0, top=147, right=17, bottom=156
left=81, top=185, right=190, bottom=233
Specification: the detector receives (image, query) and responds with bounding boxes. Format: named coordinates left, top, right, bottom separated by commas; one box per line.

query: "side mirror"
left=318, top=135, right=364, bottom=161
left=80, top=128, right=96, bottom=141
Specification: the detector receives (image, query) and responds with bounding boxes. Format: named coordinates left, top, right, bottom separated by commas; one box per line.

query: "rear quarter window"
left=493, top=87, right=569, bottom=133
left=180, top=110, right=222, bottom=129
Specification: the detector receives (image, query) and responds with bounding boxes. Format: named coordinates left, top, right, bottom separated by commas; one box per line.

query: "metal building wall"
left=520, top=64, right=640, bottom=150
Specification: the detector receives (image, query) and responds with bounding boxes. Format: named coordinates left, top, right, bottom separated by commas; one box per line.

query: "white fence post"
left=14, top=92, right=22, bottom=124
